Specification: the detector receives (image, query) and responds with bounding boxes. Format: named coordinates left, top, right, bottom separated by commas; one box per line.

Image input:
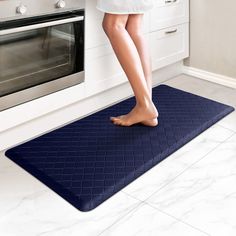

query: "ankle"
left=136, top=97, right=153, bottom=108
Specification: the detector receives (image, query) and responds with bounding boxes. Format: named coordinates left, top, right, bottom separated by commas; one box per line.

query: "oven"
left=0, top=0, right=85, bottom=112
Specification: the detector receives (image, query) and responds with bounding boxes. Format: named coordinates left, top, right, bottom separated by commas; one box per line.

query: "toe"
left=112, top=117, right=120, bottom=123
left=110, top=116, right=116, bottom=121
left=110, top=116, right=123, bottom=122
left=112, top=119, right=121, bottom=125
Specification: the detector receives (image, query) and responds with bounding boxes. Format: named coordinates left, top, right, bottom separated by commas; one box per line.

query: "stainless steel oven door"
left=0, top=10, right=84, bottom=112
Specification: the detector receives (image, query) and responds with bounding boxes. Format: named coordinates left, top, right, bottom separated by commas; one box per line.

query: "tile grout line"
left=216, top=123, right=236, bottom=134
left=145, top=202, right=212, bottom=236
left=98, top=193, right=211, bottom=236
left=122, top=192, right=207, bottom=235
left=97, top=201, right=144, bottom=236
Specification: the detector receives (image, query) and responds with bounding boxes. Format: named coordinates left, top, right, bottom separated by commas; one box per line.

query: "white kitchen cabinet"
left=150, top=0, right=189, bottom=31
left=149, top=22, right=189, bottom=70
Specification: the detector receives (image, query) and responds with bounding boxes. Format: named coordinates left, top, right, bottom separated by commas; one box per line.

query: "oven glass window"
left=0, top=22, right=80, bottom=97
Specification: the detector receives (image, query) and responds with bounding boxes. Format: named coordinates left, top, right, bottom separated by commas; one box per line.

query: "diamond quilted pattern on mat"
left=4, top=85, right=235, bottom=211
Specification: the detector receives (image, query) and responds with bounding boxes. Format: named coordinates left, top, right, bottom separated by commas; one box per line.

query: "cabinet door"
left=85, top=0, right=150, bottom=49
left=84, top=43, right=127, bottom=95
left=85, top=0, right=109, bottom=49
left=149, top=23, right=189, bottom=70
left=150, top=0, right=189, bottom=32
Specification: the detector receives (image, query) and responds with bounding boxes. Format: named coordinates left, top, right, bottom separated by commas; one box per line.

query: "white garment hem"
left=96, top=6, right=148, bottom=14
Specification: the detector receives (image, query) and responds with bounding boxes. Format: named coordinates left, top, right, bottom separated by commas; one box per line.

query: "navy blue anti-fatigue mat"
left=4, top=85, right=234, bottom=211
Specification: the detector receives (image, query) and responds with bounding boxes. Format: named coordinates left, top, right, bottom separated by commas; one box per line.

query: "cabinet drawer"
left=149, top=23, right=189, bottom=70
left=150, top=0, right=189, bottom=31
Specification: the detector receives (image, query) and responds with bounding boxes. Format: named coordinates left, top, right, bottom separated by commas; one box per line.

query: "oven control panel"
left=0, top=0, right=85, bottom=20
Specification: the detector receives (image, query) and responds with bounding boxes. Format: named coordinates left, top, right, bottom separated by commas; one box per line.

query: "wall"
left=184, top=0, right=236, bottom=78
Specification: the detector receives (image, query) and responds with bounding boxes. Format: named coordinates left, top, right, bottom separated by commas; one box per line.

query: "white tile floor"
left=1, top=74, right=236, bottom=236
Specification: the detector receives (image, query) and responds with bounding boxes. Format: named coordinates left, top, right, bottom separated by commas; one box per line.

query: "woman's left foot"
left=112, top=111, right=159, bottom=127
left=110, top=102, right=158, bottom=126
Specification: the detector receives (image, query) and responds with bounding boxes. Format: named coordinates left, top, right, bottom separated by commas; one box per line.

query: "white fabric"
left=96, top=0, right=154, bottom=14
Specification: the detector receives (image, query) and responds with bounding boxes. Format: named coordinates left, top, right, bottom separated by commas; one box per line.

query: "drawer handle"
left=165, top=29, right=178, bottom=34
left=165, top=0, right=177, bottom=4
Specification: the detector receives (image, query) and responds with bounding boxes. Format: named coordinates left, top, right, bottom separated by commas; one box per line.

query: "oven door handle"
left=0, top=15, right=84, bottom=36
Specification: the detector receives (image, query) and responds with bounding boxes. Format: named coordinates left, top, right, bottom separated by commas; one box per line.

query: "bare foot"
left=116, top=111, right=159, bottom=126
left=114, top=110, right=159, bottom=127
left=110, top=101, right=158, bottom=126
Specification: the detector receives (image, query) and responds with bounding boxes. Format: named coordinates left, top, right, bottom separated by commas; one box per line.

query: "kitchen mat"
left=4, top=85, right=234, bottom=212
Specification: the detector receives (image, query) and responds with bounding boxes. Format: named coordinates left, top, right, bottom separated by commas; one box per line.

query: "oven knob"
left=16, top=4, right=27, bottom=15
left=56, top=0, right=66, bottom=8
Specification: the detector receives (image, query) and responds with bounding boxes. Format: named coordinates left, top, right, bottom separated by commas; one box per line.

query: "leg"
left=125, top=14, right=158, bottom=126
left=102, top=13, right=158, bottom=126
